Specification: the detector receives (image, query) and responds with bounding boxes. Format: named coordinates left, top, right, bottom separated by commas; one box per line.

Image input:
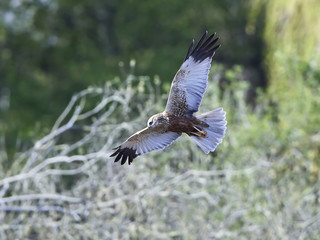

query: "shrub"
left=0, top=62, right=319, bottom=239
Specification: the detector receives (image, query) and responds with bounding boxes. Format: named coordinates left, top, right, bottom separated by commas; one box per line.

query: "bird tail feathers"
left=190, top=108, right=227, bottom=154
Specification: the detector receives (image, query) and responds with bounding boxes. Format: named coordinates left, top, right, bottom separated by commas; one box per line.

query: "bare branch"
left=0, top=194, right=84, bottom=204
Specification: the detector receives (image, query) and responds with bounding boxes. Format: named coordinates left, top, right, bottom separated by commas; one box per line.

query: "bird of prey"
left=110, top=31, right=227, bottom=165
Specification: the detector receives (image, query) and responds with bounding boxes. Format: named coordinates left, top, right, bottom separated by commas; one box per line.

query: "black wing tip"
left=110, top=147, right=138, bottom=165
left=112, top=146, right=120, bottom=150
left=184, top=39, right=195, bottom=61
left=184, top=30, right=220, bottom=63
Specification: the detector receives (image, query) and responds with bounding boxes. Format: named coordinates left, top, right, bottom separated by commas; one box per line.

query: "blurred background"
left=0, top=0, right=320, bottom=239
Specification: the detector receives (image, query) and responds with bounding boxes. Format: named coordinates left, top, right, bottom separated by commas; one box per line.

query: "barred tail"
left=190, top=108, right=227, bottom=154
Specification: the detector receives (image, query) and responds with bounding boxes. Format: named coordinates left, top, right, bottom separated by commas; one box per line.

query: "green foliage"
left=0, top=0, right=262, bottom=154
left=248, top=0, right=320, bottom=186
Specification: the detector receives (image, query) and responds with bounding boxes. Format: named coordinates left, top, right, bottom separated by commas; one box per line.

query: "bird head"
left=147, top=113, right=169, bottom=128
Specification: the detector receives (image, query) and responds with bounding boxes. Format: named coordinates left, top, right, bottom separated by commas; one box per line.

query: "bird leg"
left=190, top=126, right=207, bottom=138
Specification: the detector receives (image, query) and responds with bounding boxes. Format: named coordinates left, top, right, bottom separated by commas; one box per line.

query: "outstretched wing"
left=110, top=127, right=181, bottom=165
left=165, top=31, right=220, bottom=117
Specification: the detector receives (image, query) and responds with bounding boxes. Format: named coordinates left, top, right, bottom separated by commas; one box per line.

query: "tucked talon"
left=190, top=130, right=207, bottom=138
left=191, top=126, right=207, bottom=138
left=199, top=131, right=207, bottom=138
left=193, top=126, right=202, bottom=132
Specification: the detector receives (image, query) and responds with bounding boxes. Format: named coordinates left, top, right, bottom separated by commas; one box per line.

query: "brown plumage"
left=166, top=113, right=209, bottom=137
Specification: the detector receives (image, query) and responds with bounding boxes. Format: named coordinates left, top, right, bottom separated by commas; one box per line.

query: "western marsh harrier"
left=110, top=31, right=227, bottom=165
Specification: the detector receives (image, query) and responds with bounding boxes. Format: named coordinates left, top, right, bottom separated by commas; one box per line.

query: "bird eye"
left=148, top=121, right=153, bottom=127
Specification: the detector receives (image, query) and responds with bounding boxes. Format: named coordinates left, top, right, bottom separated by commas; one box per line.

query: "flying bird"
left=110, top=31, right=227, bottom=165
